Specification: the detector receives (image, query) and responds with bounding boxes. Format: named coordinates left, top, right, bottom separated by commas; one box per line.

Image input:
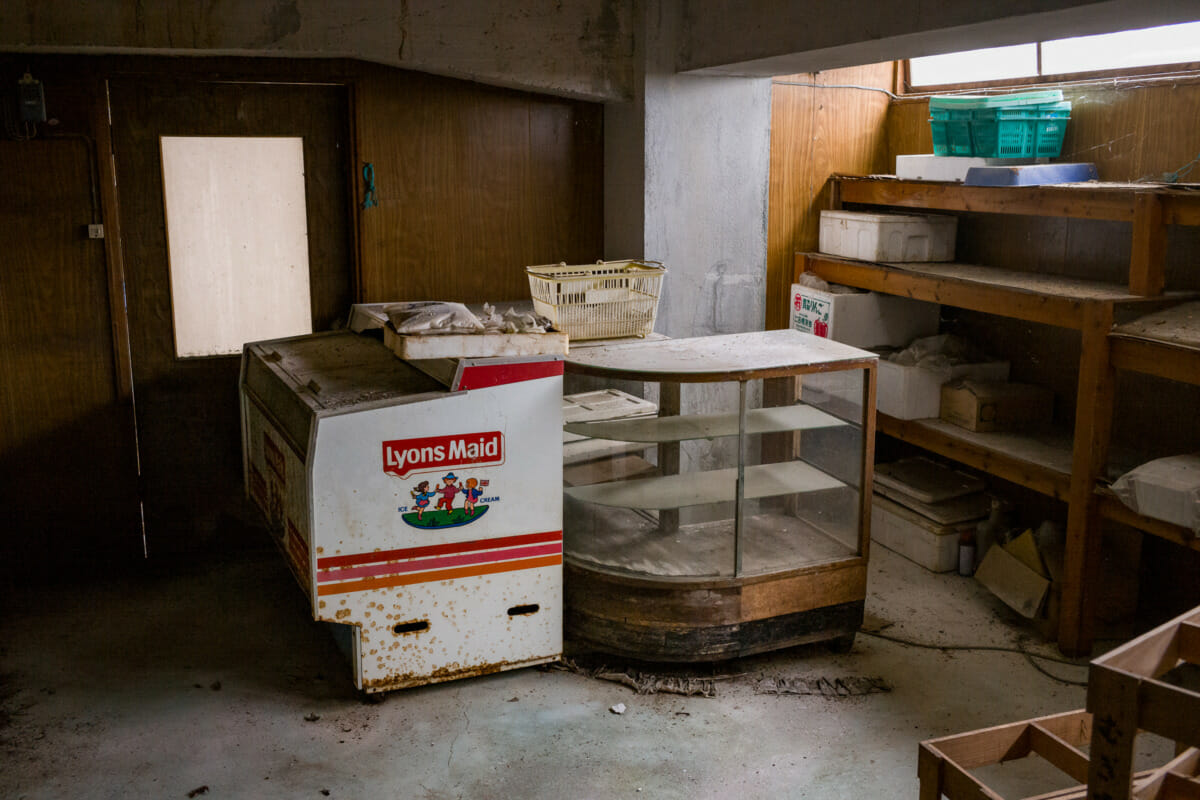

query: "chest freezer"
left=239, top=330, right=563, bottom=692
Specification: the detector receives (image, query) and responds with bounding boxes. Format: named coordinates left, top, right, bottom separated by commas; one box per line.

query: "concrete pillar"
left=605, top=0, right=771, bottom=338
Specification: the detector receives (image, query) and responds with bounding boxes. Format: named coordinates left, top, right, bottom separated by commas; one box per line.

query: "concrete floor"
left=0, top=539, right=1162, bottom=799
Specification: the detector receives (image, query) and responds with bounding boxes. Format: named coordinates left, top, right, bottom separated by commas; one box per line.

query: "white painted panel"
left=161, top=136, right=312, bottom=357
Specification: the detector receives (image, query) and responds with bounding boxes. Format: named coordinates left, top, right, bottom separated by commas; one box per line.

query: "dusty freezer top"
left=241, top=330, right=446, bottom=457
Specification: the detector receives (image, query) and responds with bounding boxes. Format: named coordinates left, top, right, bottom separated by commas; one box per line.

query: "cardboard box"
left=871, top=494, right=981, bottom=573
left=789, top=284, right=940, bottom=349
left=819, top=209, right=957, bottom=262
left=939, top=381, right=1054, bottom=432
left=975, top=543, right=1050, bottom=619
left=876, top=359, right=1010, bottom=420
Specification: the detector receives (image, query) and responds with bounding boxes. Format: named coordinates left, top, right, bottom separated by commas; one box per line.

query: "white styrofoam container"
left=789, top=283, right=940, bottom=349
left=876, top=359, right=1010, bottom=420
left=871, top=494, right=981, bottom=573
left=895, top=154, right=1038, bottom=183
left=819, top=210, right=957, bottom=262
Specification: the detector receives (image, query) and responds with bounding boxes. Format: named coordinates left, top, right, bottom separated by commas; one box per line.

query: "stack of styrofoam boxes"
left=871, top=456, right=991, bottom=573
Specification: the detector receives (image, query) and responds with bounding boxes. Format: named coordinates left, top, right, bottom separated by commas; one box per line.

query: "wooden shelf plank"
left=798, top=254, right=1191, bottom=329
left=835, top=175, right=1200, bottom=227
left=1110, top=335, right=1200, bottom=385
left=835, top=175, right=1139, bottom=222
left=877, top=414, right=1074, bottom=500
left=564, top=404, right=849, bottom=443
left=1096, top=488, right=1200, bottom=552
left=1110, top=302, right=1200, bottom=385
left=564, top=460, right=844, bottom=510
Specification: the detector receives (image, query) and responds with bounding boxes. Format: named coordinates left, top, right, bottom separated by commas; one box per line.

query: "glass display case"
left=562, top=329, right=877, bottom=661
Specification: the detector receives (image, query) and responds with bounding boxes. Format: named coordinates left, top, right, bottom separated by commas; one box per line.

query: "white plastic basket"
left=525, top=259, right=666, bottom=340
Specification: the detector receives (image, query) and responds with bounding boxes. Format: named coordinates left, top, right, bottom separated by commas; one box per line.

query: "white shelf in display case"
left=564, top=459, right=845, bottom=510
left=563, top=403, right=847, bottom=444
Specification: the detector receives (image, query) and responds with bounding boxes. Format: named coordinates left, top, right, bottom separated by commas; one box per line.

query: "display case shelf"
left=799, top=175, right=1200, bottom=656
left=564, top=403, right=848, bottom=444
left=564, top=459, right=845, bottom=510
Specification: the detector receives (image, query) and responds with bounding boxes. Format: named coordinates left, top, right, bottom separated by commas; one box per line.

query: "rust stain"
left=360, top=655, right=557, bottom=692
left=335, top=608, right=351, bottom=620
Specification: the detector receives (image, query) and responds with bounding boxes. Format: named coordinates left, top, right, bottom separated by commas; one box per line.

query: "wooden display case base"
left=564, top=559, right=865, bottom=662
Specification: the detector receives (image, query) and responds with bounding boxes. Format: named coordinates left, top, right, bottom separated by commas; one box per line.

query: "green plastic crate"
left=929, top=92, right=1071, bottom=158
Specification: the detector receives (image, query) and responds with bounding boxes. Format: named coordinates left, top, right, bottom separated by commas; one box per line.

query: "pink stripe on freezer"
left=316, top=542, right=562, bottom=583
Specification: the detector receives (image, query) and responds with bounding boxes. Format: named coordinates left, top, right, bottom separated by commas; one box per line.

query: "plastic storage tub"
left=526, top=260, right=666, bottom=341
left=929, top=90, right=1071, bottom=159
left=819, top=210, right=957, bottom=262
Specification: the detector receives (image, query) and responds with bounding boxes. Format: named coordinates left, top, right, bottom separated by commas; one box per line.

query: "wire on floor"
left=860, top=629, right=1090, bottom=687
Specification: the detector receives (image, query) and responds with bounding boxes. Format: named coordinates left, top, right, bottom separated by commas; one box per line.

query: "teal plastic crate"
left=929, top=92, right=1071, bottom=158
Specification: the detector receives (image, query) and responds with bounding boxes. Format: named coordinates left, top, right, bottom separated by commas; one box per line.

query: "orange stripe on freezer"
left=316, top=554, right=562, bottom=596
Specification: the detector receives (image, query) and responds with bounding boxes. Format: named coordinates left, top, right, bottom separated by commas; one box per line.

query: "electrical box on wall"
left=19, top=73, right=46, bottom=123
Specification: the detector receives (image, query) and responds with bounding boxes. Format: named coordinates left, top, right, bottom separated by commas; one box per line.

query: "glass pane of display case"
left=563, top=366, right=868, bottom=579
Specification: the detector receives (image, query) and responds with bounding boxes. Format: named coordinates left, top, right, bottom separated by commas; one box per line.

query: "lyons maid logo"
left=382, top=431, right=504, bottom=479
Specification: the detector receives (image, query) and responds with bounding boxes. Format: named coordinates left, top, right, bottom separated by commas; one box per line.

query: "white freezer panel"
left=244, top=400, right=314, bottom=595
left=330, top=566, right=562, bottom=691
left=308, top=374, right=563, bottom=688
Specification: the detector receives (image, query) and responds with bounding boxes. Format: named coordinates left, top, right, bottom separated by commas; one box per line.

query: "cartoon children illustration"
left=410, top=480, right=434, bottom=521
left=461, top=477, right=489, bottom=516
left=435, top=472, right=460, bottom=513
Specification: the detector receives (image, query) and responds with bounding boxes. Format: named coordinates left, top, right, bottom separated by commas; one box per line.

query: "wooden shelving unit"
left=797, top=176, right=1200, bottom=656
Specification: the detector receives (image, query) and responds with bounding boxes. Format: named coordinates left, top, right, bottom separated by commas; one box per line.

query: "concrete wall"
left=0, top=0, right=634, bottom=101
left=677, top=0, right=1200, bottom=76
left=606, top=0, right=770, bottom=338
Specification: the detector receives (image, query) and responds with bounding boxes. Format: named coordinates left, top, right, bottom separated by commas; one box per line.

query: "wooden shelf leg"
left=1059, top=302, right=1116, bottom=657
left=1129, top=192, right=1166, bottom=296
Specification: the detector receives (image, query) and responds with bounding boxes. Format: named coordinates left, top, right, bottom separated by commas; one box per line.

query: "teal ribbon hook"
left=361, top=163, right=377, bottom=209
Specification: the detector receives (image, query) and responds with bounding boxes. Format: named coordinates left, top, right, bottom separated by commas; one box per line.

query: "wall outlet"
left=87, top=224, right=105, bottom=239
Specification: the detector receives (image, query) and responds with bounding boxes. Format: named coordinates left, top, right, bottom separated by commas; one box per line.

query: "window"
left=160, top=136, right=312, bottom=358
left=908, top=20, right=1200, bottom=89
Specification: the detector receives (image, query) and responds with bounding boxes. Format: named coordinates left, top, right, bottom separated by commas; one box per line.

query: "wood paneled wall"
left=355, top=64, right=604, bottom=304
left=0, top=54, right=604, bottom=568
left=766, top=63, right=895, bottom=330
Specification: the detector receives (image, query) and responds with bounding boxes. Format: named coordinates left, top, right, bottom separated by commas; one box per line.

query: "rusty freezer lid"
left=241, top=331, right=447, bottom=457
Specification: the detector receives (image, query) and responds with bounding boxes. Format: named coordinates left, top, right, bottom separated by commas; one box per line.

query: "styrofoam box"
left=877, top=359, right=1010, bottom=420
left=789, top=283, right=940, bottom=349
left=895, top=154, right=1039, bottom=183
left=872, top=494, right=981, bottom=573
left=819, top=210, right=957, bottom=262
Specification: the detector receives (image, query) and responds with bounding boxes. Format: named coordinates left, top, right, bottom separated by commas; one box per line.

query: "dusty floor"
left=0, top=539, right=1165, bottom=799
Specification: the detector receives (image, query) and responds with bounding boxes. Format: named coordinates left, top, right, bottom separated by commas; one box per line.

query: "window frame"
left=902, top=53, right=1200, bottom=95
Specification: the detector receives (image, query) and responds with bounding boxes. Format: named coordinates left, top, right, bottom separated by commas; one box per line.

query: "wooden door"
left=108, top=77, right=353, bottom=556
left=0, top=139, right=141, bottom=575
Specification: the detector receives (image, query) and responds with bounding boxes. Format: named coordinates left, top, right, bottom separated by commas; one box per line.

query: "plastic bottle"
left=958, top=531, right=976, bottom=576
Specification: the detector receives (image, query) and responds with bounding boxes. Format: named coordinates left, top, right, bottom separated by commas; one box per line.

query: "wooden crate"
left=919, top=604, right=1200, bottom=800
left=1087, top=605, right=1200, bottom=799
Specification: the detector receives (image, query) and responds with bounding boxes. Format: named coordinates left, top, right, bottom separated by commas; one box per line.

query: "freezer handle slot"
left=392, top=620, right=430, bottom=635
left=507, top=604, right=540, bottom=617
